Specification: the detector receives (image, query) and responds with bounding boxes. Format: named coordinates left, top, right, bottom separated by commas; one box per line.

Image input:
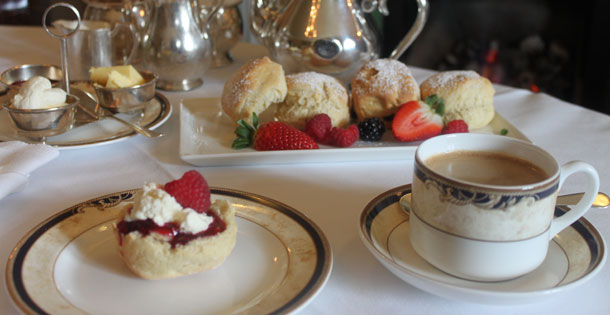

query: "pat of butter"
left=106, top=70, right=135, bottom=88
left=90, top=65, right=145, bottom=88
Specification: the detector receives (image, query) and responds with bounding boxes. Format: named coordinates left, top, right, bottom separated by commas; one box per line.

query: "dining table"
left=1, top=24, right=609, bottom=315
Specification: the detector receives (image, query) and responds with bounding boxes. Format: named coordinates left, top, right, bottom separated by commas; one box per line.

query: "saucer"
left=359, top=185, right=606, bottom=305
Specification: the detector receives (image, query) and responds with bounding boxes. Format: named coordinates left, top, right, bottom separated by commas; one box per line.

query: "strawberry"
left=392, top=95, right=445, bottom=142
left=442, top=119, right=469, bottom=134
left=232, top=113, right=319, bottom=151
left=305, top=113, right=332, bottom=143
left=164, top=170, right=211, bottom=213
left=328, top=124, right=359, bottom=147
left=254, top=121, right=319, bottom=150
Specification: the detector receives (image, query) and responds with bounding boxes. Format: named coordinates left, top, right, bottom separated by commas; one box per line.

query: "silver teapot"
left=198, top=0, right=244, bottom=68
left=141, top=0, right=223, bottom=91
left=250, top=0, right=429, bottom=82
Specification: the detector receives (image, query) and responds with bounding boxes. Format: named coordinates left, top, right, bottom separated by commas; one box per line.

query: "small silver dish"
left=0, top=64, right=62, bottom=101
left=93, top=71, right=157, bottom=113
left=2, top=94, right=79, bottom=138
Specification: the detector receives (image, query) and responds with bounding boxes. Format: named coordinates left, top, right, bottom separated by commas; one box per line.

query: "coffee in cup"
left=409, top=133, right=599, bottom=281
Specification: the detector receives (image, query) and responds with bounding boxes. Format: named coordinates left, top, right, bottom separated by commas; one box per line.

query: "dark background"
left=0, top=0, right=86, bottom=24
left=2, top=0, right=609, bottom=115
left=382, top=0, right=610, bottom=116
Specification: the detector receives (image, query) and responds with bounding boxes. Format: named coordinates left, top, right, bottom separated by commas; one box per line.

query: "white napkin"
left=0, top=141, right=59, bottom=200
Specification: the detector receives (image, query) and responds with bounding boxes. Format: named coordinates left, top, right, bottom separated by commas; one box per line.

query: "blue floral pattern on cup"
left=415, top=165, right=558, bottom=210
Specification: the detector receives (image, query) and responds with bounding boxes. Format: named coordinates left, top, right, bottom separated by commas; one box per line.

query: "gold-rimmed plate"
left=6, top=188, right=332, bottom=314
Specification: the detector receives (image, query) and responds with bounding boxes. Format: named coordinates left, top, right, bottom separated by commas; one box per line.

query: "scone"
left=274, top=72, right=350, bottom=129
left=420, top=70, right=495, bottom=129
left=221, top=56, right=287, bottom=123
left=351, top=59, right=420, bottom=120
left=115, top=171, right=237, bottom=280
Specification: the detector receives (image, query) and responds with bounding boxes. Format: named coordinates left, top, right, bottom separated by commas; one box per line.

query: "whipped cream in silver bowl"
left=2, top=76, right=78, bottom=138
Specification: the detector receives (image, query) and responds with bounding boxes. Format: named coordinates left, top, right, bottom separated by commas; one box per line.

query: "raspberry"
left=329, top=124, right=359, bottom=147
left=358, top=117, right=386, bottom=141
left=441, top=120, right=469, bottom=134
left=305, top=113, right=332, bottom=143
left=164, top=170, right=211, bottom=213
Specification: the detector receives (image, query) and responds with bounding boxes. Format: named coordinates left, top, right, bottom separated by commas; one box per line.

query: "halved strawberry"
left=392, top=96, right=444, bottom=142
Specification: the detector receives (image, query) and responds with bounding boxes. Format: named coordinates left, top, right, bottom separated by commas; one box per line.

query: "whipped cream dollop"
left=124, top=183, right=213, bottom=234
left=12, top=76, right=67, bottom=109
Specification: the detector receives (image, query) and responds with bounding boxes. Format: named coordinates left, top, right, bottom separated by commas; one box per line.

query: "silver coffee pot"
left=250, top=0, right=429, bottom=82
left=141, top=0, right=223, bottom=91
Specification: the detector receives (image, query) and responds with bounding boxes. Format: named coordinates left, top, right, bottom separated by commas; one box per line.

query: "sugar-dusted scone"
left=274, top=71, right=350, bottom=129
left=351, top=59, right=420, bottom=120
left=420, top=70, right=495, bottom=129
left=221, top=56, right=287, bottom=123
left=115, top=171, right=236, bottom=280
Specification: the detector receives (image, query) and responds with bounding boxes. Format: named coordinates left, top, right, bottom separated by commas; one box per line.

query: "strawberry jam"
left=117, top=211, right=226, bottom=248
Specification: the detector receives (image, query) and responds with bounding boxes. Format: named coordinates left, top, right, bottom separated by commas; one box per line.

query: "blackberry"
left=358, top=118, right=386, bottom=141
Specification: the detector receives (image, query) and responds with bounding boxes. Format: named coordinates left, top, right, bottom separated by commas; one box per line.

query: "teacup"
left=409, top=133, right=599, bottom=281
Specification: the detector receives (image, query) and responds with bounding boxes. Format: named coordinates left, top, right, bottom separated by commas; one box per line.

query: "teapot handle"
left=249, top=0, right=295, bottom=46
left=388, top=0, right=429, bottom=60
left=127, top=0, right=154, bottom=44
left=192, top=0, right=225, bottom=33
left=111, top=22, right=138, bottom=64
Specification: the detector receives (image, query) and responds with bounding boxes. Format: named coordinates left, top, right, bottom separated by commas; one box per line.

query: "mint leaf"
left=425, top=94, right=438, bottom=106
left=436, top=98, right=445, bottom=116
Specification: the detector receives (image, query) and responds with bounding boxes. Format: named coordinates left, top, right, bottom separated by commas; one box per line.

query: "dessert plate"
left=179, top=98, right=529, bottom=166
left=6, top=188, right=332, bottom=314
left=359, top=185, right=606, bottom=305
left=0, top=93, right=171, bottom=149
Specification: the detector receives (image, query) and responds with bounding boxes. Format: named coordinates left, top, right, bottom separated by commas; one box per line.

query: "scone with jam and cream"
left=115, top=171, right=237, bottom=280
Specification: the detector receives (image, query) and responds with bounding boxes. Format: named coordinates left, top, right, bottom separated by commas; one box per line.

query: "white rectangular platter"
left=179, top=98, right=529, bottom=167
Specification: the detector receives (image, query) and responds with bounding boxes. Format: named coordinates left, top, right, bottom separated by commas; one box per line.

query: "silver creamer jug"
left=142, top=0, right=223, bottom=91
left=250, top=0, right=429, bottom=82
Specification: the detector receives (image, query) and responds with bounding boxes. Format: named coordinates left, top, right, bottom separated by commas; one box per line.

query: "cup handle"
left=549, top=161, right=600, bottom=237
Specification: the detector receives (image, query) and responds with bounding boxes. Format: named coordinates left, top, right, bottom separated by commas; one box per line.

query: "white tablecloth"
left=1, top=25, right=610, bottom=314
